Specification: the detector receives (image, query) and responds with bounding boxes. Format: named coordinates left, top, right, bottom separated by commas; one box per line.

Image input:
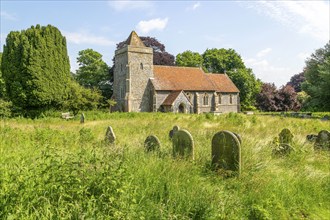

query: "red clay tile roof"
left=206, top=74, right=239, bottom=93
left=162, top=91, right=182, bottom=106
left=151, top=65, right=239, bottom=93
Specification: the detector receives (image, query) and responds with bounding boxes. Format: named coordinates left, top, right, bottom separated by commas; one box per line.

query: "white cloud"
left=244, top=57, right=295, bottom=87
left=63, top=30, right=115, bottom=46
left=136, top=18, right=168, bottom=34
left=0, top=11, right=17, bottom=21
left=241, top=1, right=329, bottom=42
left=256, top=48, right=272, bottom=58
left=187, top=2, right=201, bottom=11
left=108, top=1, right=153, bottom=11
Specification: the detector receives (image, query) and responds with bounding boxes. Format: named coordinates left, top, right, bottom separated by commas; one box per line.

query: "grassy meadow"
left=0, top=112, right=329, bottom=219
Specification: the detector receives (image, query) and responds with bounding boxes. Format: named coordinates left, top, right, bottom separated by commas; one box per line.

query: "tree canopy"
left=75, top=49, right=111, bottom=101
left=202, top=48, right=246, bottom=73
left=286, top=72, right=305, bottom=93
left=301, top=42, right=330, bottom=111
left=176, top=50, right=203, bottom=68
left=1, top=25, right=71, bottom=115
left=1, top=24, right=102, bottom=117
left=256, top=83, right=300, bottom=112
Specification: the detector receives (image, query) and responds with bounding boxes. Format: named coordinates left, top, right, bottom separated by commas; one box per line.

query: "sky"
left=1, top=0, right=329, bottom=87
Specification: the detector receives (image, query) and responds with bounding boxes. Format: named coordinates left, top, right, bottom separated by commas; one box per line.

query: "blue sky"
left=1, top=0, right=329, bottom=87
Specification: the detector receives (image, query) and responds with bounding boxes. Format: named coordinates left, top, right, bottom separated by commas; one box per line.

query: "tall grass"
left=0, top=112, right=329, bottom=219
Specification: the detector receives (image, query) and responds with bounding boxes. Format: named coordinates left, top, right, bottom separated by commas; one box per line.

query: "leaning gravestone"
left=279, top=128, right=294, bottom=145
left=169, top=125, right=180, bottom=140
left=144, top=135, right=161, bottom=152
left=211, top=130, right=241, bottom=176
left=314, top=130, right=330, bottom=150
left=172, top=129, right=194, bottom=159
left=105, top=126, right=116, bottom=144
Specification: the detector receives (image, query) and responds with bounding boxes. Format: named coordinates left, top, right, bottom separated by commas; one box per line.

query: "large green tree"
left=176, top=50, right=203, bottom=68
left=202, top=48, right=246, bottom=73
left=75, top=49, right=111, bottom=101
left=301, top=42, right=330, bottom=111
left=1, top=25, right=71, bottom=116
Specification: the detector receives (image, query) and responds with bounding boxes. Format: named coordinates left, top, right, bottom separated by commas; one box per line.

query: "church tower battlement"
left=113, top=31, right=153, bottom=112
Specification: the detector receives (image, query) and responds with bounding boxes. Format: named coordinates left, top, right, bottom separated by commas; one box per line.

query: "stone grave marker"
left=169, top=125, right=180, bottom=140
left=279, top=128, right=294, bottom=145
left=211, top=130, right=241, bottom=175
left=233, top=132, right=242, bottom=145
left=105, top=126, right=116, bottom=144
left=144, top=135, right=161, bottom=152
left=80, top=113, right=85, bottom=124
left=172, top=129, right=194, bottom=159
left=272, top=143, right=293, bottom=156
left=314, top=130, right=330, bottom=150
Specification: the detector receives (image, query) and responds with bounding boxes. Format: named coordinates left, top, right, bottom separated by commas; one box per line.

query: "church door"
left=178, top=103, right=185, bottom=113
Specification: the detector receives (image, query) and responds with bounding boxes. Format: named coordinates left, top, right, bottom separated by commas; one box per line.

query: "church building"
left=112, top=31, right=240, bottom=113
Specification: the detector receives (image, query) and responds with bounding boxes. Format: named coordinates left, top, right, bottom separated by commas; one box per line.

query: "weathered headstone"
left=272, top=128, right=294, bottom=156
left=169, top=125, right=180, bottom=140
left=211, top=130, right=241, bottom=175
left=272, top=143, right=293, bottom=156
left=80, top=113, right=85, bottom=124
left=279, top=128, right=294, bottom=145
left=233, top=132, right=242, bottom=145
left=144, top=135, right=161, bottom=152
left=105, top=126, right=116, bottom=144
left=314, top=130, right=330, bottom=150
left=172, top=129, right=194, bottom=159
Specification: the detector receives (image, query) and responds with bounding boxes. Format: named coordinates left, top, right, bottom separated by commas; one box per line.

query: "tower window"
left=230, top=94, right=233, bottom=104
left=140, top=63, right=143, bottom=70
left=218, top=93, right=222, bottom=104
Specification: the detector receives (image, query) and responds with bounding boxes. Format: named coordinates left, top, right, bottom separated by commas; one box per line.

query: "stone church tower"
left=113, top=31, right=153, bottom=112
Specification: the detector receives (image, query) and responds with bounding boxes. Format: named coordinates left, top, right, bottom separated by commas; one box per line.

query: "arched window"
left=140, top=63, right=143, bottom=70
left=218, top=93, right=222, bottom=104
left=203, top=93, right=209, bottom=106
left=230, top=94, right=233, bottom=104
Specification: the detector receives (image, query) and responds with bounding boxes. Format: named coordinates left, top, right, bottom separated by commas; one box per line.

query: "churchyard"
left=1, top=112, right=329, bottom=219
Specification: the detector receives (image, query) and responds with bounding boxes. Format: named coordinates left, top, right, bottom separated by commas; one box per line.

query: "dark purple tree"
left=256, top=83, right=279, bottom=112
left=116, top=36, right=175, bottom=66
left=277, top=85, right=301, bottom=111
left=286, top=72, right=305, bottom=92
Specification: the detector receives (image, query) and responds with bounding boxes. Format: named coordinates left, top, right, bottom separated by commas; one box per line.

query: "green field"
left=1, top=112, right=329, bottom=219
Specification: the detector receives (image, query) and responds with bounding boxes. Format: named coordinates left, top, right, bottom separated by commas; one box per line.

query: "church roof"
left=126, top=31, right=146, bottom=47
left=151, top=65, right=239, bottom=93
left=161, top=91, right=183, bottom=106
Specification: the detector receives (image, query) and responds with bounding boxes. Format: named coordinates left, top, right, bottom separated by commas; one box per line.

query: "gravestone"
left=144, top=135, right=161, bottom=152
left=233, top=132, right=242, bottom=144
left=314, top=130, right=330, bottom=150
left=272, top=143, right=293, bottom=156
left=80, top=113, right=85, bottom=124
left=172, top=129, right=194, bottom=159
left=279, top=128, right=294, bottom=144
left=169, top=125, right=180, bottom=139
left=211, top=130, right=241, bottom=175
left=105, top=126, right=116, bottom=144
